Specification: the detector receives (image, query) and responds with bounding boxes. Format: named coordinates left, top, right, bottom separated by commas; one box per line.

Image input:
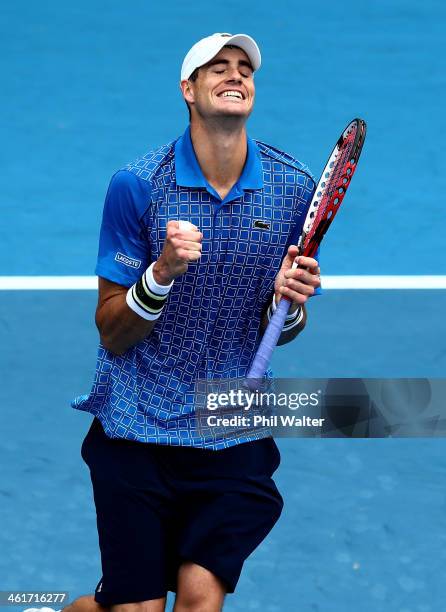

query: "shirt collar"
left=174, top=126, right=263, bottom=191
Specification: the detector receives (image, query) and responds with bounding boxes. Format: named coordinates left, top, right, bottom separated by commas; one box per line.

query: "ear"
left=180, top=79, right=195, bottom=105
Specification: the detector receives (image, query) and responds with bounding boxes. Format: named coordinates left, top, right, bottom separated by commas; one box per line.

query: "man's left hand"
left=274, top=245, right=321, bottom=312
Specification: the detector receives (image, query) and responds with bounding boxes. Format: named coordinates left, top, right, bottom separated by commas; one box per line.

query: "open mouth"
left=217, top=90, right=245, bottom=100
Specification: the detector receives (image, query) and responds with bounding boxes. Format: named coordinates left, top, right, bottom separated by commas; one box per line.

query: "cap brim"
left=180, top=33, right=261, bottom=81
left=222, top=34, right=261, bottom=71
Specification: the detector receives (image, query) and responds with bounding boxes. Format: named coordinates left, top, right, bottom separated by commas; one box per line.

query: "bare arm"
left=96, top=220, right=202, bottom=355
left=95, top=277, right=157, bottom=355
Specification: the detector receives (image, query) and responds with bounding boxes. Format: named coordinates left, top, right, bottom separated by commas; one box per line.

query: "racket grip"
left=247, top=297, right=291, bottom=379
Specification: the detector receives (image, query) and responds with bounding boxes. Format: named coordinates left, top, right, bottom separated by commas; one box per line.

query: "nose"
left=226, top=65, right=243, bottom=82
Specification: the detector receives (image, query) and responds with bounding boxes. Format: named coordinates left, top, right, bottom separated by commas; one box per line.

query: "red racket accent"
left=301, top=119, right=366, bottom=258
left=246, top=118, right=366, bottom=380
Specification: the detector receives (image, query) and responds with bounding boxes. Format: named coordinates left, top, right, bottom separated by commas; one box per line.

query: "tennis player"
left=68, top=33, right=320, bottom=612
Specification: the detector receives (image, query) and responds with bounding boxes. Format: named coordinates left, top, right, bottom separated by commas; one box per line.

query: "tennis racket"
left=247, top=118, right=367, bottom=380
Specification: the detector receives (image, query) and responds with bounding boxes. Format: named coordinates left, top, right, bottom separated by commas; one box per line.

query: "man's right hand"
left=153, top=220, right=202, bottom=286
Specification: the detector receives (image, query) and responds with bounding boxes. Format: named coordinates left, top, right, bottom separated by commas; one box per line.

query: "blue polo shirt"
left=72, top=127, right=317, bottom=449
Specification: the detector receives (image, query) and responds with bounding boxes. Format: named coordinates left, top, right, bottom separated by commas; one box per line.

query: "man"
left=69, top=33, right=320, bottom=612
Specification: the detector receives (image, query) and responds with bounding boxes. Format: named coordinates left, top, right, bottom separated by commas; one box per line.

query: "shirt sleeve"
left=95, top=170, right=152, bottom=287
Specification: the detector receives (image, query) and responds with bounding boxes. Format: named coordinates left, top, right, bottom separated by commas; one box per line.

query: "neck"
left=190, top=118, right=248, bottom=199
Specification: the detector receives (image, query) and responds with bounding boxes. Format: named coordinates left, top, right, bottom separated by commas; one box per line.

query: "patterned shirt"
left=72, top=126, right=317, bottom=449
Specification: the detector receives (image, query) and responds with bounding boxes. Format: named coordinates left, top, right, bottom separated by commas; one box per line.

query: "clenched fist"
left=153, top=220, right=202, bottom=285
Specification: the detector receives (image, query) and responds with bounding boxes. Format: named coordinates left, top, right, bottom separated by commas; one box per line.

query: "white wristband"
left=270, top=294, right=303, bottom=320
left=145, top=262, right=174, bottom=295
left=282, top=305, right=304, bottom=330
left=268, top=294, right=303, bottom=328
left=126, top=262, right=174, bottom=321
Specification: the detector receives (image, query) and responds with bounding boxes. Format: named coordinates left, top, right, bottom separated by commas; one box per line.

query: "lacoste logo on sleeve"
left=115, top=252, right=142, bottom=269
left=253, top=220, right=271, bottom=230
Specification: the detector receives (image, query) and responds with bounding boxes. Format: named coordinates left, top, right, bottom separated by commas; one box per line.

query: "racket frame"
left=246, top=118, right=367, bottom=379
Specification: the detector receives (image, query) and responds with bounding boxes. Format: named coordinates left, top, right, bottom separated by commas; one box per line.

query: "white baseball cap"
left=180, top=32, right=261, bottom=81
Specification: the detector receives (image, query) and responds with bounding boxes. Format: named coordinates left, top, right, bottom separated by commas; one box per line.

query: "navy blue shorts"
left=81, top=417, right=283, bottom=605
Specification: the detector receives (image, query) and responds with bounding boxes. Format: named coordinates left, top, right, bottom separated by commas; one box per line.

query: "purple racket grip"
left=247, top=297, right=291, bottom=379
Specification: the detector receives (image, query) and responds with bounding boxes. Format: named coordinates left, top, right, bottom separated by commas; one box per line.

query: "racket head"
left=300, top=118, right=367, bottom=258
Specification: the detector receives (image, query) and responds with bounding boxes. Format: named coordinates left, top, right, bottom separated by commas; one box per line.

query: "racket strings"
left=302, top=126, right=359, bottom=255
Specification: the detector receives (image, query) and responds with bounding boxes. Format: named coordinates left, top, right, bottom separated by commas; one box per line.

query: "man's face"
left=182, top=46, right=255, bottom=121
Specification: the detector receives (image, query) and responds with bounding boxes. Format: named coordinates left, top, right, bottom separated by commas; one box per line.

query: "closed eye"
left=209, top=62, right=253, bottom=78
left=214, top=69, right=252, bottom=79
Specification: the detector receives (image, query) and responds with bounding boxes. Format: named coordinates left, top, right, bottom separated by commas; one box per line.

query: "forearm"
left=95, top=262, right=174, bottom=355
left=96, top=292, right=158, bottom=355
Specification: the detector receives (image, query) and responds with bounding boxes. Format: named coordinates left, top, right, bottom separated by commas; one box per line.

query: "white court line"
left=323, top=276, right=446, bottom=289
left=0, top=276, right=446, bottom=290
left=0, top=276, right=97, bottom=290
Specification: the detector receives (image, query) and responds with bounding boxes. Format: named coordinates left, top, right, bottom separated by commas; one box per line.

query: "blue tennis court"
left=1, top=1, right=445, bottom=610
